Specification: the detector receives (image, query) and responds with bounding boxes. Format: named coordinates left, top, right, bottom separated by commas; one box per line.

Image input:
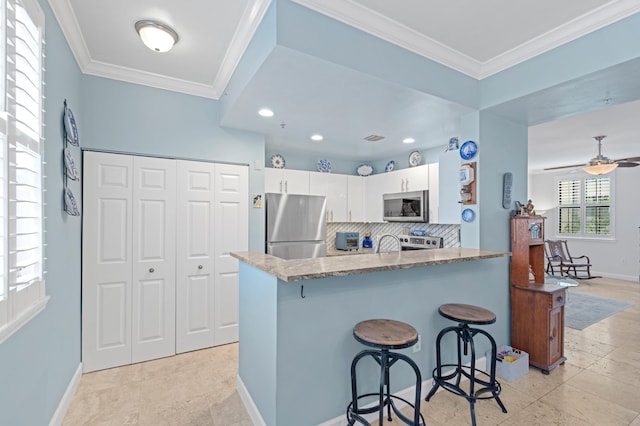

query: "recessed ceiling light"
left=403, top=138, right=415, bottom=144
left=311, top=134, right=323, bottom=141
left=258, top=108, right=274, bottom=117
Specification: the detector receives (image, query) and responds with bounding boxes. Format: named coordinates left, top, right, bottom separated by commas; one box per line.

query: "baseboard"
left=237, top=375, right=266, bottom=426
left=49, top=363, right=83, bottom=426
left=593, top=271, right=638, bottom=282
left=318, top=356, right=487, bottom=426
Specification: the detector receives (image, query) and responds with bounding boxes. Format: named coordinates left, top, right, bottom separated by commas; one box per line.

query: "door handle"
left=401, top=178, right=405, bottom=192
left=285, top=181, right=288, bottom=193
left=405, top=178, right=409, bottom=191
left=279, top=180, right=283, bottom=193
left=349, top=210, right=352, bottom=221
left=330, top=210, right=334, bottom=221
left=149, top=268, right=155, bottom=273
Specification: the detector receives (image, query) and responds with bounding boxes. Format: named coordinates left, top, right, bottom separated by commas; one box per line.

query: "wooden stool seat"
left=353, top=319, right=418, bottom=349
left=438, top=303, right=496, bottom=325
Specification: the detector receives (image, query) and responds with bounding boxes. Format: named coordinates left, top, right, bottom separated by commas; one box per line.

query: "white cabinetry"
left=82, top=152, right=248, bottom=372
left=309, top=172, right=347, bottom=222
left=428, top=163, right=439, bottom=224
left=363, top=165, right=430, bottom=222
left=347, top=176, right=365, bottom=222
left=437, top=150, right=461, bottom=224
left=265, top=168, right=309, bottom=194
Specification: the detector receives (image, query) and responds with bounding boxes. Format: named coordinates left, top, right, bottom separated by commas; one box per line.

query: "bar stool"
left=346, top=319, right=425, bottom=426
left=424, top=304, right=507, bottom=426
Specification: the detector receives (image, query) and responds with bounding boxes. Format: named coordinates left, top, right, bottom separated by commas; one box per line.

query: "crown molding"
left=83, top=60, right=217, bottom=99
left=293, top=0, right=640, bottom=80
left=480, top=0, right=640, bottom=78
left=211, top=0, right=272, bottom=98
left=47, top=0, right=92, bottom=69
left=291, top=0, right=483, bottom=78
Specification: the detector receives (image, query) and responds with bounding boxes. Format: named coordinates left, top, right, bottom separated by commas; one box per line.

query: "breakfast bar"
left=231, top=248, right=510, bottom=426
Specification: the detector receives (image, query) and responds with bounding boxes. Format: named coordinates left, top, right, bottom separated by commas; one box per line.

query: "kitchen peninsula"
left=232, top=248, right=510, bottom=426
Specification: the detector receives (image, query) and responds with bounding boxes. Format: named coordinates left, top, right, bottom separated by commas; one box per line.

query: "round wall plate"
left=459, top=140, right=477, bottom=160
left=461, top=208, right=475, bottom=222
left=408, top=151, right=422, bottom=167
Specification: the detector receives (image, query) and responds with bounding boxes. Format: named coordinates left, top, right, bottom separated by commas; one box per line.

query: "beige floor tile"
left=540, top=382, right=638, bottom=425
left=63, top=277, right=639, bottom=425
left=566, top=369, right=640, bottom=412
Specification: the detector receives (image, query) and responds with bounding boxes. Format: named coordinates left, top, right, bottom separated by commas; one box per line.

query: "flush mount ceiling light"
left=402, top=138, right=415, bottom=144
left=310, top=134, right=323, bottom=141
left=258, top=108, right=274, bottom=117
left=135, top=20, right=179, bottom=53
left=583, top=135, right=618, bottom=175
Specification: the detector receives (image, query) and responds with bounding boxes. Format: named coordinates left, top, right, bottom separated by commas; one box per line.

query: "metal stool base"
left=425, top=323, right=507, bottom=426
left=347, top=348, right=425, bottom=426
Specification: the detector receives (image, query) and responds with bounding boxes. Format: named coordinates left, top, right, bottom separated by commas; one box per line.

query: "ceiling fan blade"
left=543, top=163, right=584, bottom=171
left=616, top=161, right=639, bottom=167
left=614, top=156, right=640, bottom=162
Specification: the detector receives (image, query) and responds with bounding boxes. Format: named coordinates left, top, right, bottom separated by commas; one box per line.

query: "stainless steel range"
left=398, top=235, right=443, bottom=250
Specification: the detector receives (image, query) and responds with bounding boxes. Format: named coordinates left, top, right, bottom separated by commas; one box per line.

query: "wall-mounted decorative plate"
left=64, top=105, right=79, bottom=146
left=317, top=159, right=331, bottom=173
left=461, top=208, right=475, bottom=222
left=385, top=160, right=395, bottom=172
left=459, top=140, right=477, bottom=160
left=408, top=151, right=422, bottom=167
left=64, top=148, right=79, bottom=180
left=270, top=154, right=285, bottom=169
left=356, top=164, right=373, bottom=176
left=64, top=187, right=80, bottom=216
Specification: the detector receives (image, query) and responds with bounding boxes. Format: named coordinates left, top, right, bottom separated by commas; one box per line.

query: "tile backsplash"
left=327, top=222, right=460, bottom=251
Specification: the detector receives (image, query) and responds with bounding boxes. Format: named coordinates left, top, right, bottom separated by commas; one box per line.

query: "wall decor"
left=63, top=99, right=80, bottom=216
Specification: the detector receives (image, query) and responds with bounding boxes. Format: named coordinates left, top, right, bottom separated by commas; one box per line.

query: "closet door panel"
left=176, top=160, right=216, bottom=353
left=82, top=152, right=133, bottom=373
left=131, top=156, right=176, bottom=363
left=213, top=164, right=248, bottom=345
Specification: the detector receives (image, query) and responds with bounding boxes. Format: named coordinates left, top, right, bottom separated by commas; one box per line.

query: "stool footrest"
left=347, top=393, right=426, bottom=426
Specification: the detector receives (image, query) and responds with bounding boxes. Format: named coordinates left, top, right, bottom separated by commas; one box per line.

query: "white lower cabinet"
left=82, top=152, right=248, bottom=372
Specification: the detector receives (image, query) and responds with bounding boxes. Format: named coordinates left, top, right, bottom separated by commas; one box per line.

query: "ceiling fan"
left=544, top=135, right=640, bottom=174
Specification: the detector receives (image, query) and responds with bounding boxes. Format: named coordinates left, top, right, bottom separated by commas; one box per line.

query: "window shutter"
left=557, top=179, right=580, bottom=234
left=0, top=0, right=46, bottom=338
left=584, top=177, right=611, bottom=235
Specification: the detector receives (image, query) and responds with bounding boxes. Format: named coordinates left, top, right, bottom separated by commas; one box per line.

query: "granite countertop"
left=231, top=248, right=510, bottom=282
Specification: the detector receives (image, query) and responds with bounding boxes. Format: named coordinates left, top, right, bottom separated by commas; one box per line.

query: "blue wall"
left=0, top=1, right=82, bottom=424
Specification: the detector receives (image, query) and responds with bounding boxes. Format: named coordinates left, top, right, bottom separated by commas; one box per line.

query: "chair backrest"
left=545, top=240, right=570, bottom=262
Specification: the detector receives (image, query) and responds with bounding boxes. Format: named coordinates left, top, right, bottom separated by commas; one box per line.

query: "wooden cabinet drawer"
left=551, top=291, right=566, bottom=309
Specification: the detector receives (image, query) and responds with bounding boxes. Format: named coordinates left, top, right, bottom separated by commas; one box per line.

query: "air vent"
left=364, top=134, right=385, bottom=142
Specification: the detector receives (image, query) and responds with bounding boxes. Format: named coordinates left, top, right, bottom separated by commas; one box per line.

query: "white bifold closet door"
left=83, top=152, right=248, bottom=372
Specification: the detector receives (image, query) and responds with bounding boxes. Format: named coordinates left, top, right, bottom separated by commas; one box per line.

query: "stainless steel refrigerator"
left=265, top=193, right=327, bottom=260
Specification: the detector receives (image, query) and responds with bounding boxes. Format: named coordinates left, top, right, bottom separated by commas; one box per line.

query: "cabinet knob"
left=557, top=296, right=563, bottom=303
left=284, top=181, right=288, bottom=193
left=149, top=268, right=155, bottom=273
left=198, top=265, right=203, bottom=270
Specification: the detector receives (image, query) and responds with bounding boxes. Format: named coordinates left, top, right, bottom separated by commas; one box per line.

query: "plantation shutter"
left=0, top=0, right=46, bottom=337
left=557, top=179, right=580, bottom=234
left=584, top=177, right=611, bottom=235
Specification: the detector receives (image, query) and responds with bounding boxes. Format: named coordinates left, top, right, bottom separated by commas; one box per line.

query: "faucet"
left=376, top=234, right=401, bottom=254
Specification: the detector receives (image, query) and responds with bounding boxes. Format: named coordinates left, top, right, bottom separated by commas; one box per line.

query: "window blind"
left=0, top=0, right=46, bottom=341
left=556, top=175, right=613, bottom=238
left=585, top=177, right=611, bottom=235
left=557, top=179, right=580, bottom=234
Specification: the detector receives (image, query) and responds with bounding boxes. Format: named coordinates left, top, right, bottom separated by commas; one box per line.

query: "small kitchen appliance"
left=336, top=232, right=359, bottom=251
left=398, top=235, right=443, bottom=250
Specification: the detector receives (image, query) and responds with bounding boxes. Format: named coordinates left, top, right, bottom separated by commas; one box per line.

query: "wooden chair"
left=544, top=240, right=593, bottom=279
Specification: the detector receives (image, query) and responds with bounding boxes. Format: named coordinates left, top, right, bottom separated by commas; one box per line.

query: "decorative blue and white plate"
left=64, top=187, right=80, bottom=216
left=356, top=164, right=373, bottom=176
left=385, top=160, right=395, bottom=173
left=459, top=140, right=477, bottom=160
left=64, top=105, right=79, bottom=146
left=64, top=148, right=79, bottom=180
left=408, top=151, right=422, bottom=167
left=461, top=208, right=475, bottom=222
left=270, top=154, right=285, bottom=169
left=317, top=159, right=331, bottom=173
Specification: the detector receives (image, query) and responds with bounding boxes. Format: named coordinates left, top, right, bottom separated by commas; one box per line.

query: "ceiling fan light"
left=583, top=162, right=618, bottom=175
left=135, top=20, right=178, bottom=53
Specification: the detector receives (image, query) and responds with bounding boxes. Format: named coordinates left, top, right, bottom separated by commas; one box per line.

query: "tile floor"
left=64, top=277, right=640, bottom=425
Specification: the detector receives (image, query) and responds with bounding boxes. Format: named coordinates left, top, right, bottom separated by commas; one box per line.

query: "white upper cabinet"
left=347, top=176, right=365, bottom=222
left=309, top=172, right=348, bottom=222
left=265, top=168, right=310, bottom=194
left=428, top=163, right=439, bottom=224
left=438, top=150, right=461, bottom=224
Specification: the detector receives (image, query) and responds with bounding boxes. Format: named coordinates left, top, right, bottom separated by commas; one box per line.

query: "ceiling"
left=48, top=0, right=640, bottom=171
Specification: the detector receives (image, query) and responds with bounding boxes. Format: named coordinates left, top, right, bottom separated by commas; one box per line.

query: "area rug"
left=565, top=293, right=634, bottom=330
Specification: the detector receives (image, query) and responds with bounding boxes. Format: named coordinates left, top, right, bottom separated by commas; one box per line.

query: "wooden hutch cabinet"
left=510, top=216, right=567, bottom=374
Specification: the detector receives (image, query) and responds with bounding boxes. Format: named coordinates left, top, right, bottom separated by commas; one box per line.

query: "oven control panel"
left=398, top=235, right=443, bottom=250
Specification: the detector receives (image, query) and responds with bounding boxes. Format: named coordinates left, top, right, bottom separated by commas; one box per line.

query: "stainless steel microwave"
left=383, top=190, right=429, bottom=222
